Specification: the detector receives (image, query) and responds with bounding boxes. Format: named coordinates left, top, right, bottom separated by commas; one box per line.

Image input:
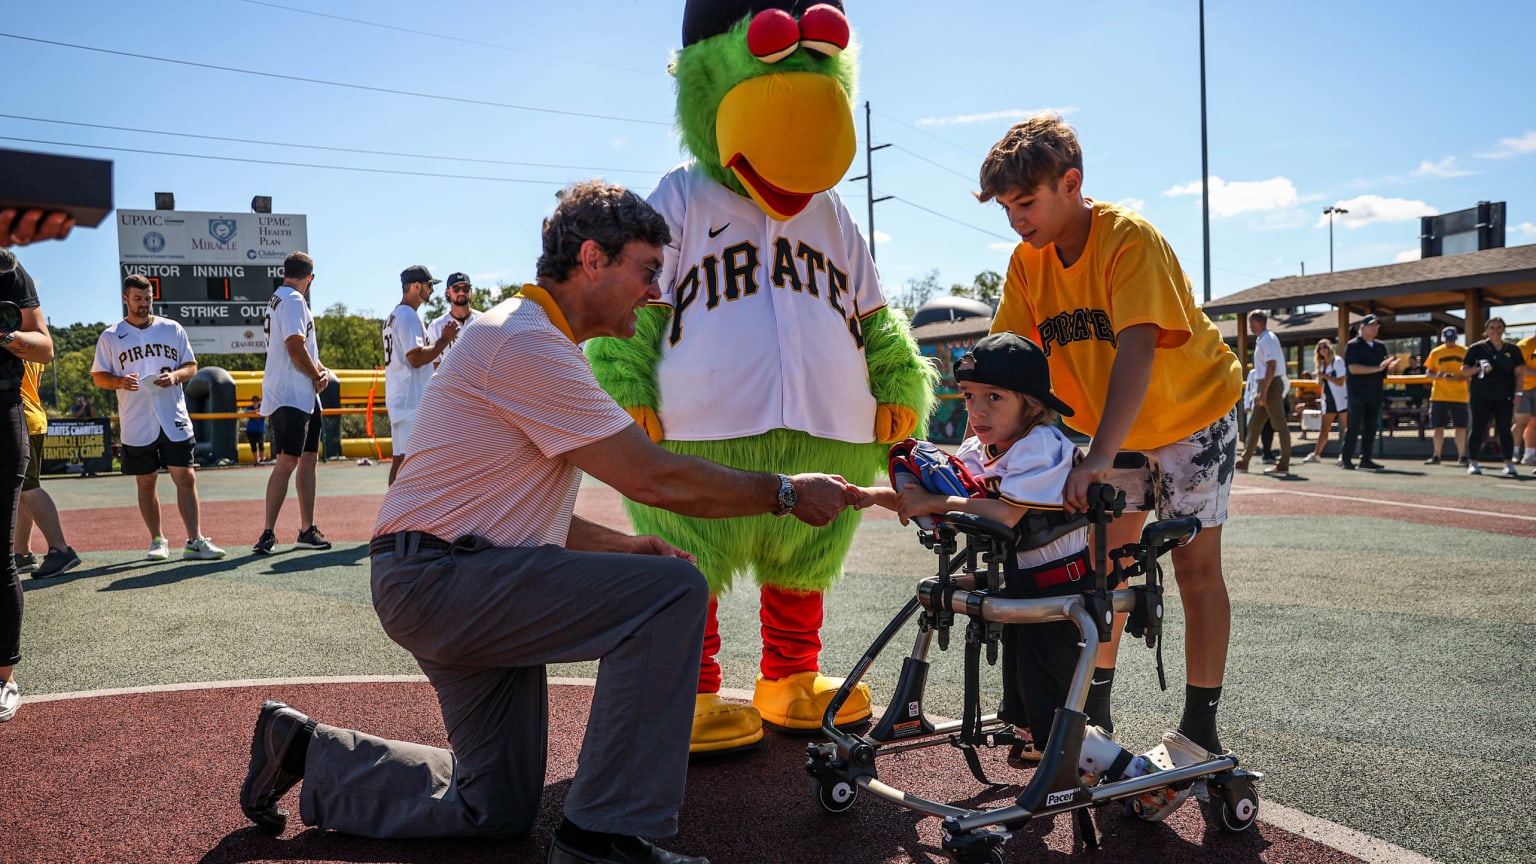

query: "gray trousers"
left=298, top=533, right=709, bottom=840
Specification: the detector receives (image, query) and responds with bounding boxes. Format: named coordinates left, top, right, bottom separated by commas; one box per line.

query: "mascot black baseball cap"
left=401, top=265, right=441, bottom=286
left=954, top=332, right=1074, bottom=417
left=683, top=0, right=844, bottom=46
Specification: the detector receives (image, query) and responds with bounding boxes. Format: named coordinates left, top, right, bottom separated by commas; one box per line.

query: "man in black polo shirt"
left=1339, top=315, right=1398, bottom=470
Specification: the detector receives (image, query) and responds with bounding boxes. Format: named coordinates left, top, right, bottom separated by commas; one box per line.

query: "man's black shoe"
left=1337, top=458, right=1355, bottom=470
left=1358, top=459, right=1384, bottom=470
left=295, top=525, right=332, bottom=550
left=547, top=835, right=709, bottom=864
left=240, top=700, right=310, bottom=834
left=253, top=530, right=277, bottom=555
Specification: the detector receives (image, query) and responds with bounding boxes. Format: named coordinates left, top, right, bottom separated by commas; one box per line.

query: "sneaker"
left=1358, top=459, right=1384, bottom=470
left=1132, top=729, right=1229, bottom=823
left=295, top=526, right=331, bottom=551
left=1468, top=463, right=1482, bottom=476
left=1234, top=460, right=1249, bottom=473
left=33, top=546, right=81, bottom=579
left=1337, top=458, right=1355, bottom=470
left=1302, top=452, right=1319, bottom=463
left=240, top=700, right=312, bottom=834
left=253, top=530, right=277, bottom=555
left=1262, top=464, right=1289, bottom=476
left=1457, top=457, right=1470, bottom=467
left=12, top=553, right=36, bottom=574
left=1524, top=454, right=1536, bottom=466
left=1423, top=456, right=1441, bottom=465
left=146, top=536, right=171, bottom=561
left=184, top=537, right=227, bottom=560
left=0, top=680, right=17, bottom=722
left=1502, top=465, right=1519, bottom=477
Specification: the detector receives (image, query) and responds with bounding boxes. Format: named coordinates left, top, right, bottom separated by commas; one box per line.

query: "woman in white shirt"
left=1307, top=339, right=1348, bottom=462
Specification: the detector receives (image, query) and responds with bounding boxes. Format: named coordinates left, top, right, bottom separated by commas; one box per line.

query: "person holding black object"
left=0, top=257, right=55, bottom=722
left=1339, top=315, right=1397, bottom=470
left=1458, top=317, right=1527, bottom=477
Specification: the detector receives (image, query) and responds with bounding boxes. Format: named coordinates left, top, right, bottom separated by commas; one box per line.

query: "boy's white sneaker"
left=146, top=536, right=171, bottom=561
left=1301, top=452, right=1318, bottom=463
left=184, top=537, right=227, bottom=560
left=0, top=680, right=19, bottom=722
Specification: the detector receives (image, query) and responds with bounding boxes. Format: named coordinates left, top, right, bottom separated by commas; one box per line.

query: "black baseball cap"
left=400, top=265, right=441, bottom=286
left=1441, top=326, right=1458, bottom=340
left=1359, top=314, right=1380, bottom=326
left=954, top=332, right=1074, bottom=417
left=445, top=272, right=471, bottom=289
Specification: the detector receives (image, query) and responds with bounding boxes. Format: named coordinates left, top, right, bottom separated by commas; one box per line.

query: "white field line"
left=1238, top=487, right=1536, bottom=522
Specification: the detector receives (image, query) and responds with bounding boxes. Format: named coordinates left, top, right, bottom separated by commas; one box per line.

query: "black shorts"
left=121, top=430, right=196, bottom=475
left=1323, top=386, right=1342, bottom=415
left=21, top=432, right=43, bottom=492
left=245, top=430, right=265, bottom=448
left=1429, top=401, right=1468, bottom=429
left=269, top=404, right=322, bottom=457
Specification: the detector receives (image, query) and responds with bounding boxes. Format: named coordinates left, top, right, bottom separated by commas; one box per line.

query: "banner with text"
left=42, top=417, right=113, bottom=475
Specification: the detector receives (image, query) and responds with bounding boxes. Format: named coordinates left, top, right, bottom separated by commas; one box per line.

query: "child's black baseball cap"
left=954, top=331, right=1074, bottom=417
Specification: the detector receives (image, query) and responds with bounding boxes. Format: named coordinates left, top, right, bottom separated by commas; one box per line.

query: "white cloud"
left=1411, top=156, right=1472, bottom=178
left=917, top=106, right=1078, bottom=127
left=988, top=241, right=1016, bottom=253
left=609, top=137, right=628, bottom=150
left=1315, top=195, right=1437, bottom=229
left=872, top=230, right=891, bottom=244
left=1118, top=197, right=1146, bottom=213
left=1476, top=130, right=1536, bottom=159
left=1163, top=176, right=1299, bottom=217
left=1393, top=248, right=1421, bottom=263
left=1514, top=221, right=1536, bottom=240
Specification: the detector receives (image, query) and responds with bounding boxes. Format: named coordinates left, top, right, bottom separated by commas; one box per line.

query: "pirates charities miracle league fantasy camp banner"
left=117, top=209, right=310, bottom=354
left=42, top=416, right=113, bottom=475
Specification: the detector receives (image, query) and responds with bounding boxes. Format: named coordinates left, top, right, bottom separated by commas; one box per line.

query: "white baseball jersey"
left=92, top=317, right=196, bottom=447
left=383, top=303, right=432, bottom=414
left=647, top=162, right=887, bottom=442
left=262, top=286, right=321, bottom=414
left=956, top=425, right=1085, bottom=568
left=426, top=308, right=480, bottom=367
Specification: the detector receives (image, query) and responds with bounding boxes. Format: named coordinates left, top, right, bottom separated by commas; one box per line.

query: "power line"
left=235, top=0, right=665, bottom=78
left=0, top=33, right=669, bottom=127
left=888, top=144, right=975, bottom=184
left=873, top=108, right=983, bottom=158
left=0, top=113, right=662, bottom=176
left=888, top=195, right=1014, bottom=242
left=0, top=135, right=593, bottom=185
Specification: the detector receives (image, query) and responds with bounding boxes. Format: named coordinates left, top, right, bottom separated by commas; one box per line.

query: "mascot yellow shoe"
left=691, top=693, right=764, bottom=755
left=754, top=671, right=872, bottom=731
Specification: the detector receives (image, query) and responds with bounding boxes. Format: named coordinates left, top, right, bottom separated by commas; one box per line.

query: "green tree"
left=894, top=269, right=941, bottom=317
left=950, top=270, right=1003, bottom=308
left=315, top=304, right=385, bottom=371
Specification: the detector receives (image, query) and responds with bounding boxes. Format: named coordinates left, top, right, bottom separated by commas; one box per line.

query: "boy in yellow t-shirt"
left=979, top=114, right=1242, bottom=757
left=1423, top=327, right=1469, bottom=465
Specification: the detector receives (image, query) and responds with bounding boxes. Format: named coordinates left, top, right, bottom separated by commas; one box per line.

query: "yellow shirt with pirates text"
left=1425, top=343, right=1468, bottom=403
left=20, top=361, right=47, bottom=436
left=990, top=200, right=1241, bottom=450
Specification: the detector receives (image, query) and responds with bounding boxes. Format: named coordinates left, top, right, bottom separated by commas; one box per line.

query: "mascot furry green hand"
left=587, top=0, right=936, bottom=755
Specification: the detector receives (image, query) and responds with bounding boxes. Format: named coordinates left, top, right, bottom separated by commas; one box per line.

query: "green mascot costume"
left=588, top=0, right=936, bottom=754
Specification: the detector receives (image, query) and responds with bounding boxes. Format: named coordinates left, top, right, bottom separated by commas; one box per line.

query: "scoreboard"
left=117, top=209, right=310, bottom=354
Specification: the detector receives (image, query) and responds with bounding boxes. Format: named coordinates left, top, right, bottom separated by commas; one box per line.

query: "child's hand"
left=852, top=485, right=897, bottom=511
left=894, top=488, right=945, bottom=526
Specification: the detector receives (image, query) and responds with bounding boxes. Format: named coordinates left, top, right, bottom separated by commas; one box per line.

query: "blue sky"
left=6, top=0, right=1535, bottom=331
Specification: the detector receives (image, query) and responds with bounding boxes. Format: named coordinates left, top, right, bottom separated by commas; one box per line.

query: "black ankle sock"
left=1085, top=667, right=1115, bottom=733
left=1179, top=684, right=1223, bottom=753
left=556, top=818, right=616, bottom=858
left=282, top=718, right=317, bottom=775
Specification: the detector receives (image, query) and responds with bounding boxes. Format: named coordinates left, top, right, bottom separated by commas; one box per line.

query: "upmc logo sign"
left=120, top=213, right=164, bottom=227
left=118, top=209, right=306, bottom=265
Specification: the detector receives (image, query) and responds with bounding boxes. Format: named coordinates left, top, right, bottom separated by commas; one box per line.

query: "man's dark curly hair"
left=537, top=180, right=671, bottom=280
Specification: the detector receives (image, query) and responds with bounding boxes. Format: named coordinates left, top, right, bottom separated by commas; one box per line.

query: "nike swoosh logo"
left=1208, top=699, right=1220, bottom=707
left=1091, top=679, right=1111, bottom=686
left=707, top=223, right=731, bottom=238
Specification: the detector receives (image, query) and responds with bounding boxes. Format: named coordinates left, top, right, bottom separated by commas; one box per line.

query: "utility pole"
left=849, top=101, right=892, bottom=264
left=1324, top=206, right=1349, bottom=272
left=1199, top=0, right=1212, bottom=303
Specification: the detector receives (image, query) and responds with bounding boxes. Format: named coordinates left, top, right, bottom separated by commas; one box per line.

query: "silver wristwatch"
left=772, top=473, right=798, bottom=517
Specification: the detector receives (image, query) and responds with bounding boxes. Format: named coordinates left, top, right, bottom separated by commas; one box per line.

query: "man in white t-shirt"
left=254, top=252, right=331, bottom=555
left=1236, top=310, right=1292, bottom=475
left=91, top=275, right=225, bottom=561
left=382, top=265, right=456, bottom=484
left=425, top=271, right=480, bottom=369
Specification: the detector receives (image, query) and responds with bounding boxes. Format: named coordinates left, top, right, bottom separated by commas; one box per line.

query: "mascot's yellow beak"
left=716, top=71, right=856, bottom=221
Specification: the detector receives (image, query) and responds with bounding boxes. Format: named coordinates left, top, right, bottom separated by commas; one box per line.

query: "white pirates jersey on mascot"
left=649, top=162, right=885, bottom=443
left=91, top=317, right=196, bottom=447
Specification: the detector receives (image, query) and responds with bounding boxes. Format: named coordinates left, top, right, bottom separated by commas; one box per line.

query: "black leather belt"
left=369, top=531, right=453, bottom=557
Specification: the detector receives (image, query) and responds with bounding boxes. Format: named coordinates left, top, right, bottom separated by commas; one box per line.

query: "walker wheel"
left=1218, top=792, right=1258, bottom=832
left=812, top=777, right=857, bottom=814
left=947, top=848, right=1003, bottom=864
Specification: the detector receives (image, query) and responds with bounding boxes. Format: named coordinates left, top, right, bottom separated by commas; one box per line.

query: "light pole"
left=1323, top=206, right=1348, bottom=272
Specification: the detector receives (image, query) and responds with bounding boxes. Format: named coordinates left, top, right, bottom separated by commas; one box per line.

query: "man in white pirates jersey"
left=91, top=275, right=225, bottom=561
left=383, top=265, right=457, bottom=485
left=424, top=271, right=479, bottom=370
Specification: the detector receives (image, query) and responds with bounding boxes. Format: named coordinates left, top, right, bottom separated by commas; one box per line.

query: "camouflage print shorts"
left=1100, top=405, right=1238, bottom=527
